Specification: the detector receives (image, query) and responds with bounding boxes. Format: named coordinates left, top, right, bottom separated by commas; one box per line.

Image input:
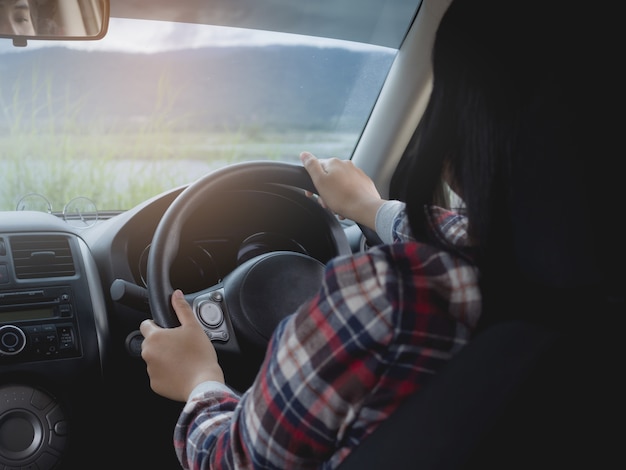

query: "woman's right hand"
left=140, top=289, right=225, bottom=402
left=300, top=151, right=386, bottom=230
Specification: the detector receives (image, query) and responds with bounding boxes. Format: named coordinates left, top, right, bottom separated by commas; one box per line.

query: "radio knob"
left=0, top=325, right=27, bottom=356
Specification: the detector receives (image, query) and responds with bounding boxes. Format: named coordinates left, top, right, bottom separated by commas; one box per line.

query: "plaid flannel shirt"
left=174, top=203, right=481, bottom=469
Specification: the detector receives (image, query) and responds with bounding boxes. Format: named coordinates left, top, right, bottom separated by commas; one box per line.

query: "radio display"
left=1, top=307, right=55, bottom=322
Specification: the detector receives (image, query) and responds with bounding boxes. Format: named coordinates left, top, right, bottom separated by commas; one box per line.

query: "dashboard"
left=0, top=176, right=356, bottom=468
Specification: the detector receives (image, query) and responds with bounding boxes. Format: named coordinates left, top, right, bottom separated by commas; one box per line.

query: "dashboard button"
left=198, top=301, right=224, bottom=328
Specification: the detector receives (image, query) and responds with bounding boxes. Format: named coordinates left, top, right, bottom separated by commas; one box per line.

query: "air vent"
left=10, top=235, right=76, bottom=279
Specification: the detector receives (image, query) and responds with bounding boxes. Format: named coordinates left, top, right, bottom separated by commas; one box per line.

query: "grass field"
left=0, top=130, right=356, bottom=211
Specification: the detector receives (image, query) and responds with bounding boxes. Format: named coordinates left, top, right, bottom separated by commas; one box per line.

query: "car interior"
left=0, top=0, right=622, bottom=469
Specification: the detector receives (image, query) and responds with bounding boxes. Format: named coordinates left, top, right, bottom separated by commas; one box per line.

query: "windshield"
left=0, top=17, right=396, bottom=213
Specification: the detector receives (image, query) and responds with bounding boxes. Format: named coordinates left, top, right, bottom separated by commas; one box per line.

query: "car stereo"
left=0, top=286, right=80, bottom=362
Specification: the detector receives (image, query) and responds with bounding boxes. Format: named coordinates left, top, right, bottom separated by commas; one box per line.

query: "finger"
left=300, top=151, right=326, bottom=181
left=170, top=289, right=196, bottom=325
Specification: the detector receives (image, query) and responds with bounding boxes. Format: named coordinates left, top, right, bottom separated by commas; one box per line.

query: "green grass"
left=0, top=129, right=355, bottom=211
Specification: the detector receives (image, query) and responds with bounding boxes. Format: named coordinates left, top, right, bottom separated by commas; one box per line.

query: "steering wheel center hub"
left=227, top=251, right=325, bottom=344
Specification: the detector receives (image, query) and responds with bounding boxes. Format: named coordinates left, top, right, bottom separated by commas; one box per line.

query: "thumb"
left=170, top=289, right=195, bottom=325
left=300, top=151, right=326, bottom=184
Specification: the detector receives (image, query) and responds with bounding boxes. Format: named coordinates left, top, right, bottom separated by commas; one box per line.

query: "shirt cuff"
left=187, top=381, right=239, bottom=402
left=375, top=200, right=405, bottom=244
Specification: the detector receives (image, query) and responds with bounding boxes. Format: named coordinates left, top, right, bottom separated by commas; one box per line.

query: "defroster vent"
left=10, top=235, right=76, bottom=279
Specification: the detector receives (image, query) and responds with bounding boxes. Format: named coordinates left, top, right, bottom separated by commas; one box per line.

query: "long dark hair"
left=391, top=0, right=618, bottom=327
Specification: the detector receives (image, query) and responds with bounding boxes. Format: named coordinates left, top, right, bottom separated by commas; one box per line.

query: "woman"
left=140, top=0, right=611, bottom=468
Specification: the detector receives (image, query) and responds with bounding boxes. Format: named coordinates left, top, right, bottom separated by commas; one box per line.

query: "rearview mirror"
left=0, top=0, right=109, bottom=46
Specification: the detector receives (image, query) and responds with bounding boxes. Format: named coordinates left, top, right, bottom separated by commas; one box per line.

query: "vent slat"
left=10, top=235, right=76, bottom=279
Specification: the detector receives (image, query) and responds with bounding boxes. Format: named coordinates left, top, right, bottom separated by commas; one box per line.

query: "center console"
left=0, top=286, right=81, bottom=363
left=0, top=231, right=107, bottom=470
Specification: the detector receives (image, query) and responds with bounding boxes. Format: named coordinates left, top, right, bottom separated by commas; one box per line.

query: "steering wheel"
left=146, top=161, right=351, bottom=364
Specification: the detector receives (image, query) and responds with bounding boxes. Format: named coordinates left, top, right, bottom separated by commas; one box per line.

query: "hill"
left=0, top=45, right=394, bottom=132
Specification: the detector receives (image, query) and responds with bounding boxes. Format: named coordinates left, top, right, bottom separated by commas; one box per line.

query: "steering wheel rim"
left=146, top=161, right=349, bottom=354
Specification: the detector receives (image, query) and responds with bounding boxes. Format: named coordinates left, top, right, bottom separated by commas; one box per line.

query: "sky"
left=0, top=17, right=386, bottom=54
